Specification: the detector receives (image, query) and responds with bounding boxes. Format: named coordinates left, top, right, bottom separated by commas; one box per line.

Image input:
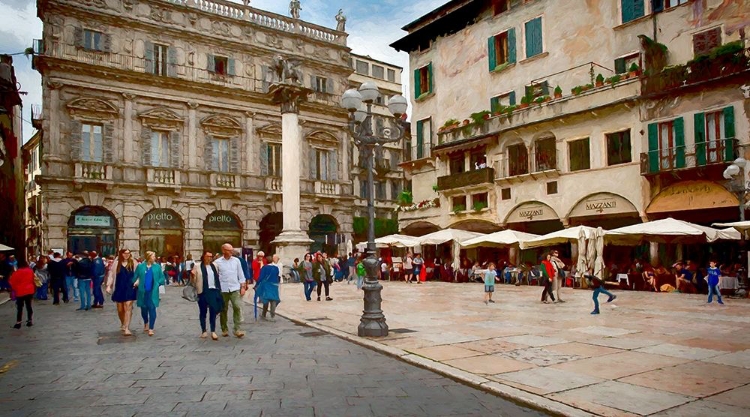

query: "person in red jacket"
left=9, top=259, right=36, bottom=329
left=540, top=253, right=556, bottom=304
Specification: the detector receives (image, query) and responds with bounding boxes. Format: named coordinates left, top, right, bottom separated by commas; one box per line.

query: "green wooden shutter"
left=416, top=120, right=424, bottom=159
left=207, top=54, right=215, bottom=72
left=508, top=28, right=516, bottom=63
left=525, top=18, right=542, bottom=57
left=427, top=62, right=433, bottom=94
left=509, top=91, right=516, bottom=106
left=694, top=113, right=706, bottom=166
left=647, top=123, right=659, bottom=173
left=674, top=117, right=685, bottom=169
left=724, top=106, right=736, bottom=161
left=621, top=0, right=634, bottom=23
left=413, top=68, right=421, bottom=99
left=491, top=96, right=500, bottom=113
left=614, top=58, right=626, bottom=74
left=634, top=0, right=645, bottom=19
left=488, top=36, right=497, bottom=71
left=227, top=58, right=236, bottom=76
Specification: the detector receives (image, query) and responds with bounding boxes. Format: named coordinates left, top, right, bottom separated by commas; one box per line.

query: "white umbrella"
left=374, top=234, right=420, bottom=248
left=607, top=217, right=729, bottom=244
left=576, top=228, right=587, bottom=277
left=719, top=227, right=742, bottom=240
left=0, top=244, right=13, bottom=251
left=417, top=229, right=484, bottom=246
left=522, top=226, right=599, bottom=249
left=460, top=230, right=539, bottom=249
left=713, top=220, right=750, bottom=232
left=586, top=231, right=597, bottom=271
left=594, top=227, right=605, bottom=277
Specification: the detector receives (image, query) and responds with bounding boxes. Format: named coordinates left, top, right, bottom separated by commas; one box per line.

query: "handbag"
left=158, top=285, right=166, bottom=295
left=33, top=275, right=43, bottom=288
left=182, top=284, right=197, bottom=302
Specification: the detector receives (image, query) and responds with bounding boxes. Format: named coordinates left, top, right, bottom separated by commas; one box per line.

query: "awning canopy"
left=646, top=181, right=738, bottom=214
left=607, top=217, right=737, bottom=244
left=0, top=243, right=13, bottom=251
left=713, top=220, right=750, bottom=232
left=461, top=230, right=539, bottom=249
left=431, top=135, right=495, bottom=158
left=522, top=226, right=599, bottom=249
left=374, top=234, right=420, bottom=248
left=418, top=229, right=484, bottom=245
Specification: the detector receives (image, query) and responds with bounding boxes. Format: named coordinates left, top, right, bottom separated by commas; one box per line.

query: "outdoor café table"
left=719, top=276, right=739, bottom=290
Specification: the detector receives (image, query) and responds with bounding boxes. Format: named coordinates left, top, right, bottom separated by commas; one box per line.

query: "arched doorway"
left=308, top=215, right=338, bottom=254
left=259, top=213, right=283, bottom=255
left=67, top=206, right=118, bottom=256
left=140, top=209, right=184, bottom=259
left=401, top=221, right=440, bottom=237
left=203, top=211, right=243, bottom=255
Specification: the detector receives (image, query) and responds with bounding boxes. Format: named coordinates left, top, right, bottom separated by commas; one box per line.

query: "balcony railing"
left=641, top=46, right=749, bottom=97
left=437, top=167, right=494, bottom=191
left=165, top=0, right=345, bottom=45
left=640, top=138, right=738, bottom=175
left=495, top=149, right=559, bottom=180
left=146, top=168, right=180, bottom=186
left=314, top=181, right=340, bottom=196
left=74, top=162, right=112, bottom=181
left=211, top=172, right=239, bottom=189
left=265, top=177, right=282, bottom=192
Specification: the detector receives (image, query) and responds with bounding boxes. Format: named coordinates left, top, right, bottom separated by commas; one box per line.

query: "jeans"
left=541, top=279, right=556, bottom=302
left=52, top=277, right=68, bottom=304
left=140, top=295, right=157, bottom=330
left=356, top=276, right=363, bottom=289
left=66, top=275, right=78, bottom=301
left=78, top=279, right=92, bottom=310
left=592, top=286, right=614, bottom=312
left=290, top=270, right=300, bottom=283
left=35, top=282, right=49, bottom=300
left=303, top=280, right=317, bottom=300
left=15, top=295, right=33, bottom=323
left=93, top=275, right=104, bottom=306
left=220, top=291, right=242, bottom=333
left=198, top=293, right=219, bottom=332
left=707, top=284, right=724, bottom=303
left=348, top=267, right=355, bottom=283
left=316, top=280, right=330, bottom=298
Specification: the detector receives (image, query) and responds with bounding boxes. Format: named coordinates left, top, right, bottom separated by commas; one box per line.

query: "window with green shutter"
left=416, top=119, right=424, bottom=159
left=674, top=117, right=685, bottom=169
left=524, top=17, right=543, bottom=58
left=414, top=64, right=433, bottom=99
left=723, top=106, right=735, bottom=162
left=490, top=91, right=515, bottom=112
left=488, top=29, right=514, bottom=72
left=694, top=112, right=707, bottom=166
left=647, top=123, right=659, bottom=173
left=621, top=0, right=645, bottom=24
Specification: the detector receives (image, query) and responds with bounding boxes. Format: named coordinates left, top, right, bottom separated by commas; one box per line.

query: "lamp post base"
left=358, top=254, right=388, bottom=337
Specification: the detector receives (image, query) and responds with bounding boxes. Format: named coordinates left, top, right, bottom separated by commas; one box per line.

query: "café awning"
left=461, top=230, right=538, bottom=249
left=607, top=217, right=736, bottom=244
left=374, top=234, right=420, bottom=248
left=522, top=226, right=599, bottom=249
left=418, top=229, right=484, bottom=245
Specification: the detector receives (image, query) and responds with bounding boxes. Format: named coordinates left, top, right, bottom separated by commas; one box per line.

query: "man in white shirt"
left=271, top=254, right=283, bottom=281
left=214, top=243, right=246, bottom=338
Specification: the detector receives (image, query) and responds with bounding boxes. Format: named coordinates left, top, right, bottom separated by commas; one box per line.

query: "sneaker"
left=211, top=333, right=219, bottom=341
left=26, top=321, right=33, bottom=327
left=557, top=299, right=565, bottom=303
left=607, top=295, right=617, bottom=303
left=200, top=332, right=208, bottom=339
left=76, top=308, right=85, bottom=311
left=326, top=297, right=333, bottom=301
left=719, top=301, right=725, bottom=305
left=12, top=323, right=21, bottom=329
left=591, top=310, right=600, bottom=315
left=488, top=300, right=496, bottom=303
left=317, top=297, right=321, bottom=301
left=222, top=331, right=229, bottom=337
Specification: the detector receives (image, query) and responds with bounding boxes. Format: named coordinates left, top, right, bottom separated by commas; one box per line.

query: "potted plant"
left=473, top=201, right=487, bottom=211
left=608, top=74, right=621, bottom=85
left=452, top=204, right=466, bottom=214
left=470, top=110, right=491, bottom=125
left=519, top=95, right=531, bottom=109
left=533, top=96, right=545, bottom=105
left=628, top=62, right=641, bottom=77
left=492, top=104, right=506, bottom=116
left=595, top=73, right=605, bottom=87
left=432, top=184, right=439, bottom=192
left=571, top=86, right=583, bottom=96
left=542, top=95, right=552, bottom=103
left=553, top=85, right=562, bottom=99
left=441, top=118, right=459, bottom=131
left=398, top=190, right=413, bottom=206
left=462, top=119, right=471, bottom=126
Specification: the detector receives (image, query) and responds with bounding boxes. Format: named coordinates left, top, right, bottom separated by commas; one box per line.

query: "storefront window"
left=67, top=206, right=117, bottom=256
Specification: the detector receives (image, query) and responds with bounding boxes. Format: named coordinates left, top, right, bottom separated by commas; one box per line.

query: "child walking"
left=706, top=260, right=724, bottom=305
left=484, top=263, right=496, bottom=304
left=585, top=268, right=616, bottom=314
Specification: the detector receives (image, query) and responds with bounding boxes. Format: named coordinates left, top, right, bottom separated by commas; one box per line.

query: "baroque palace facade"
left=33, top=0, right=402, bottom=258
left=393, top=0, right=749, bottom=262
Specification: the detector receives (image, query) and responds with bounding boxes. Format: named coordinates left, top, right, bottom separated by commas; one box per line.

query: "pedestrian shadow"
left=97, top=331, right=138, bottom=345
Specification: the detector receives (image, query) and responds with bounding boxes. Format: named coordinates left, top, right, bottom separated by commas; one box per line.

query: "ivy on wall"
left=353, top=217, right=399, bottom=238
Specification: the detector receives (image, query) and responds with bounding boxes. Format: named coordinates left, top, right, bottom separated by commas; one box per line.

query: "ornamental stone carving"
left=305, top=130, right=339, bottom=145
left=200, top=114, right=243, bottom=136
left=67, top=97, right=119, bottom=119
left=138, top=107, right=184, bottom=130
left=256, top=123, right=282, bottom=139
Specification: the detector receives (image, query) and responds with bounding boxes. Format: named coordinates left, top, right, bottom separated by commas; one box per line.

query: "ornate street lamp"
left=341, top=83, right=408, bottom=337
left=724, top=157, right=749, bottom=289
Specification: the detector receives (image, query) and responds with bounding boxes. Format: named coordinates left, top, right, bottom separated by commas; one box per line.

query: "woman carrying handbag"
left=191, top=251, right=224, bottom=340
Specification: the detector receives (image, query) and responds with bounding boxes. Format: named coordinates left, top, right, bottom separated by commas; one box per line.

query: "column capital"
left=187, top=101, right=200, bottom=109
left=244, top=111, right=256, bottom=117
left=47, top=81, right=64, bottom=90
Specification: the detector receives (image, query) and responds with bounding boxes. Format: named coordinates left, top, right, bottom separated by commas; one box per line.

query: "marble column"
left=269, top=83, right=313, bottom=266
left=122, top=93, right=135, bottom=164
left=187, top=102, right=199, bottom=169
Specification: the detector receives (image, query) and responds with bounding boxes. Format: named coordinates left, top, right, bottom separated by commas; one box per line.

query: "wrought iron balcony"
left=437, top=167, right=494, bottom=191
left=640, top=138, right=738, bottom=176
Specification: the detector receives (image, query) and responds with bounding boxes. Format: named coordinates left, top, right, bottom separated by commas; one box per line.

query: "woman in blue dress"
left=106, top=249, right=138, bottom=336
left=255, top=257, right=281, bottom=321
left=133, top=251, right=165, bottom=337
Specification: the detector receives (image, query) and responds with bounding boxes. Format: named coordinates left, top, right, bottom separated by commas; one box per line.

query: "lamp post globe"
left=341, top=88, right=363, bottom=113
left=354, top=105, right=367, bottom=124
left=358, top=82, right=380, bottom=103
left=387, top=95, right=408, bottom=118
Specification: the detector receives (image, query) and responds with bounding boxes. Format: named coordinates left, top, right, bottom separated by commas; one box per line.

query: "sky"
left=0, top=0, right=446, bottom=143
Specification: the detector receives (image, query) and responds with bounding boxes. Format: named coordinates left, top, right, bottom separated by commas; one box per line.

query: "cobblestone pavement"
left=278, top=281, right=750, bottom=417
left=0, top=289, right=545, bottom=417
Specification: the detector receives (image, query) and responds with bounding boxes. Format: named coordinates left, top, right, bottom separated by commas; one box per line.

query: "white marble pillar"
left=187, top=102, right=198, bottom=169
left=122, top=93, right=134, bottom=164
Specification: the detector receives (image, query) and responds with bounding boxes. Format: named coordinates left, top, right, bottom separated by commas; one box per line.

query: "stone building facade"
left=22, top=130, right=43, bottom=259
left=0, top=54, right=24, bottom=254
left=392, top=0, right=750, bottom=259
left=34, top=0, right=372, bottom=258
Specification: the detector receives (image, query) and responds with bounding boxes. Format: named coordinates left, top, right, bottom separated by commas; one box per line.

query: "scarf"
left=200, top=263, right=221, bottom=292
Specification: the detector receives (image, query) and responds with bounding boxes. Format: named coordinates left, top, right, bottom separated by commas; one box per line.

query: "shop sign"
left=647, top=180, right=738, bottom=214
left=75, top=215, right=111, bottom=227
left=507, top=203, right=558, bottom=223
left=141, top=209, right=182, bottom=229
left=570, top=194, right=638, bottom=218
left=204, top=211, right=241, bottom=230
